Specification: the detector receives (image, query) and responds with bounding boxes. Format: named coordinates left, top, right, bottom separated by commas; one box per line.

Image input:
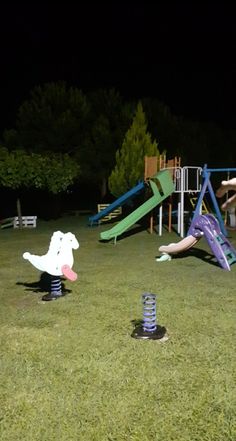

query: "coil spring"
left=51, top=276, right=62, bottom=295
left=142, top=293, right=157, bottom=332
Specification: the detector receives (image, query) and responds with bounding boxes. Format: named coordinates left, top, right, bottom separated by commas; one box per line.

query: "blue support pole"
left=188, top=166, right=210, bottom=235
left=205, top=175, right=227, bottom=236
left=206, top=168, right=236, bottom=173
left=188, top=164, right=228, bottom=237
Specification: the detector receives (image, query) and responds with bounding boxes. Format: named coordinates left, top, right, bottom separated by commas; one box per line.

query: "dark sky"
left=0, top=1, right=236, bottom=131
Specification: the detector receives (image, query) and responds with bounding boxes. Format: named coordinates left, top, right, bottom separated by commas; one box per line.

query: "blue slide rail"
left=88, top=181, right=146, bottom=226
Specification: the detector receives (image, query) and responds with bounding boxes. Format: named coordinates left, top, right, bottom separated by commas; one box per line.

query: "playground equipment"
left=1, top=215, right=37, bottom=229
left=88, top=181, right=145, bottom=226
left=0, top=217, right=15, bottom=229
left=158, top=214, right=236, bottom=271
left=91, top=158, right=236, bottom=240
left=189, top=165, right=236, bottom=237
left=23, top=231, right=79, bottom=301
left=88, top=155, right=181, bottom=230
left=131, top=293, right=167, bottom=340
left=157, top=166, right=202, bottom=237
left=159, top=165, right=236, bottom=238
left=145, top=155, right=181, bottom=233
left=100, top=169, right=175, bottom=242
left=96, top=204, right=122, bottom=224
left=189, top=192, right=209, bottom=214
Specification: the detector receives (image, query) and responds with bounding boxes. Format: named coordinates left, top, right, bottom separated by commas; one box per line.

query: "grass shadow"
left=130, top=319, right=168, bottom=340
left=16, top=272, right=72, bottom=294
left=131, top=318, right=143, bottom=327
left=170, top=248, right=220, bottom=268
left=99, top=224, right=149, bottom=243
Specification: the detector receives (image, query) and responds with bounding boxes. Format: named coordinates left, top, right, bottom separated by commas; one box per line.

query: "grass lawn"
left=0, top=215, right=235, bottom=441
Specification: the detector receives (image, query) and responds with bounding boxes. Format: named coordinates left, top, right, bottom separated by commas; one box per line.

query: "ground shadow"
left=130, top=318, right=168, bottom=340
left=131, top=318, right=143, bottom=328
left=16, top=272, right=72, bottom=294
left=99, top=223, right=150, bottom=243
left=160, top=247, right=220, bottom=268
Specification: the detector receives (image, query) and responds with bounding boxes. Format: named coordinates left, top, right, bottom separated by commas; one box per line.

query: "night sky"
left=1, top=1, right=236, bottom=131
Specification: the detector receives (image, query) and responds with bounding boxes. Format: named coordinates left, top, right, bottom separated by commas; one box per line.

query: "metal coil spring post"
left=51, top=276, right=62, bottom=295
left=131, top=292, right=167, bottom=340
left=142, top=293, right=157, bottom=332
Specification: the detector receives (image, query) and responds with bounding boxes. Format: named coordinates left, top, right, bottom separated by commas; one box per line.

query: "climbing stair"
left=189, top=213, right=236, bottom=271
left=215, top=234, right=236, bottom=267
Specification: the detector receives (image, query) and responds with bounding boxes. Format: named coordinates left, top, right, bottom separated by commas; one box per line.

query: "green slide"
left=100, top=170, right=175, bottom=241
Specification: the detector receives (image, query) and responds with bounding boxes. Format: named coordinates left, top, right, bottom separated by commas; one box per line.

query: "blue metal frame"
left=188, top=164, right=236, bottom=237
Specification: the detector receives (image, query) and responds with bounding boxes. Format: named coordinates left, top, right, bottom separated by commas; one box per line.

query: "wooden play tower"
left=144, top=155, right=181, bottom=233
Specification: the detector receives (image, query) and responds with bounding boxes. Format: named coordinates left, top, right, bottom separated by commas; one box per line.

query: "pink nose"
left=61, top=264, right=78, bottom=281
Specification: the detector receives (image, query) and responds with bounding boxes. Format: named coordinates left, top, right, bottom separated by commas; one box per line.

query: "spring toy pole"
left=142, top=293, right=157, bottom=332
left=42, top=275, right=63, bottom=301
left=132, top=293, right=167, bottom=340
left=51, top=276, right=62, bottom=295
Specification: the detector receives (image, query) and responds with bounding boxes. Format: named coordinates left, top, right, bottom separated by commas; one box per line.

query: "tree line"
left=0, top=81, right=235, bottom=218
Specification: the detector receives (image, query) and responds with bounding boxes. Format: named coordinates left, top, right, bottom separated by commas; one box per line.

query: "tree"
left=0, top=147, right=80, bottom=225
left=3, top=84, right=133, bottom=201
left=77, top=88, right=133, bottom=199
left=108, top=102, right=160, bottom=197
left=142, top=98, right=183, bottom=159
left=3, top=82, right=89, bottom=154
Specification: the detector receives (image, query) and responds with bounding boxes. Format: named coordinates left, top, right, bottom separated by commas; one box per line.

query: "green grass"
left=0, top=216, right=236, bottom=441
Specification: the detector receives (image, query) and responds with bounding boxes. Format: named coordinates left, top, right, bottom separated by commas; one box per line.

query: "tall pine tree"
left=108, top=101, right=160, bottom=197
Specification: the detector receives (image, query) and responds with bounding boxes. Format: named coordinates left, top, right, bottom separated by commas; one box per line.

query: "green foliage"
left=4, top=82, right=89, bottom=153
left=2, top=81, right=236, bottom=190
left=0, top=147, right=79, bottom=193
left=108, top=101, right=160, bottom=197
left=0, top=147, right=29, bottom=188
left=77, top=88, right=133, bottom=196
left=3, top=84, right=133, bottom=199
left=30, top=153, right=80, bottom=194
left=142, top=98, right=183, bottom=158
